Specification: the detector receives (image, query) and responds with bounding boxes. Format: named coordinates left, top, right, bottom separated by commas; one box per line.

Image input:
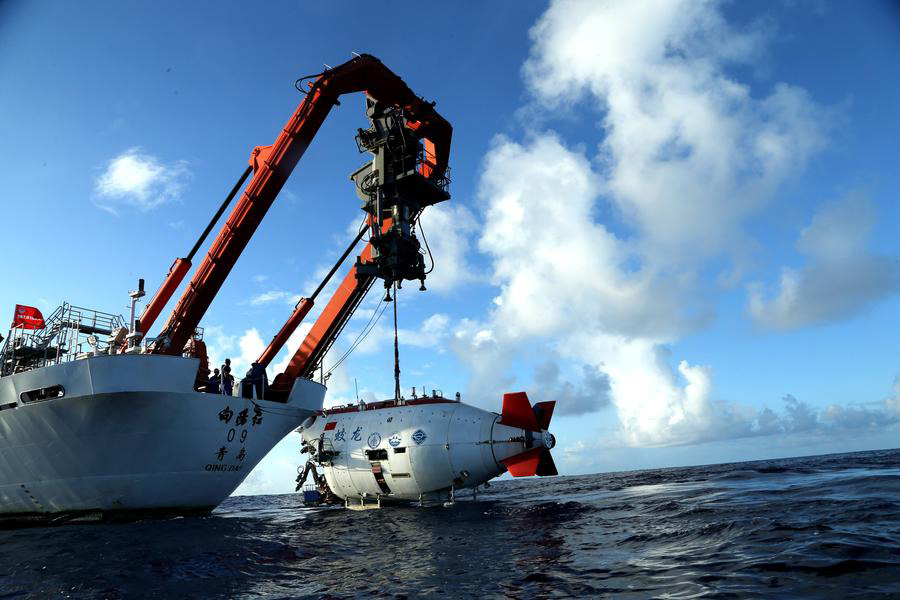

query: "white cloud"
left=94, top=147, right=190, bottom=213
left=238, top=329, right=265, bottom=368
left=340, top=311, right=451, bottom=356
left=749, top=193, right=900, bottom=329
left=479, top=134, right=693, bottom=341
left=416, top=203, right=479, bottom=292
left=399, top=313, right=450, bottom=348
left=566, top=333, right=738, bottom=446
left=246, top=290, right=294, bottom=306
left=233, top=441, right=301, bottom=496
left=886, top=378, right=900, bottom=415
left=453, top=0, right=844, bottom=447
left=470, top=132, right=730, bottom=444
left=449, top=319, right=514, bottom=407
left=532, top=361, right=611, bottom=416
left=523, top=0, right=825, bottom=264
left=205, top=326, right=265, bottom=383
left=204, top=325, right=238, bottom=371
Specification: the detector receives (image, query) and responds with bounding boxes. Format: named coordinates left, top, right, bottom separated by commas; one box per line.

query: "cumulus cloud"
left=455, top=0, right=842, bottom=447
left=416, top=203, right=480, bottom=292
left=563, top=390, right=900, bottom=463
left=400, top=313, right=451, bottom=347
left=94, top=147, right=190, bottom=213
left=749, top=193, right=900, bottom=329
left=246, top=290, right=294, bottom=306
left=205, top=326, right=265, bottom=381
left=751, top=393, right=899, bottom=438
left=341, top=311, right=452, bottom=356
left=564, top=333, right=741, bottom=446
left=238, top=329, right=265, bottom=367
left=884, top=378, right=900, bottom=415
left=532, top=361, right=611, bottom=416
left=479, top=134, right=694, bottom=341
left=523, top=0, right=825, bottom=263
left=450, top=318, right=516, bottom=407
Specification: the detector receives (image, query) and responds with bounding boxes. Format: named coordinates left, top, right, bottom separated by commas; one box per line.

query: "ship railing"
left=0, top=302, right=126, bottom=376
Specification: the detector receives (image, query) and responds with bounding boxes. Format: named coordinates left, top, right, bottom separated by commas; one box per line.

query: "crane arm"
left=268, top=218, right=395, bottom=389
left=277, top=250, right=375, bottom=386
left=134, top=165, right=253, bottom=345
left=257, top=79, right=456, bottom=394
left=151, top=54, right=451, bottom=355
left=256, top=222, right=368, bottom=369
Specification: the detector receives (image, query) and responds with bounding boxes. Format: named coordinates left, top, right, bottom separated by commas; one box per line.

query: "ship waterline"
left=0, top=353, right=325, bottom=521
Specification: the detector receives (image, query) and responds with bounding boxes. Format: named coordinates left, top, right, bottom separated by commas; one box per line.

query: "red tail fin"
left=500, top=392, right=540, bottom=431
left=502, top=447, right=557, bottom=477
left=501, top=447, right=543, bottom=477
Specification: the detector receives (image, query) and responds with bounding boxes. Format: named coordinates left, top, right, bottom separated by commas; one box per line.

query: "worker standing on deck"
left=208, top=368, right=221, bottom=394
left=221, top=358, right=233, bottom=396
left=245, top=361, right=267, bottom=399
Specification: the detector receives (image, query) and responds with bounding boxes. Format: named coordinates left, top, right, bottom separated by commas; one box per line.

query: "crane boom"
left=273, top=225, right=385, bottom=387
left=256, top=222, right=368, bottom=369
left=151, top=54, right=451, bottom=356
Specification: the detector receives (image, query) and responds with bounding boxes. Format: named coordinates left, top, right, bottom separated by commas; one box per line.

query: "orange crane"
left=136, top=54, right=451, bottom=396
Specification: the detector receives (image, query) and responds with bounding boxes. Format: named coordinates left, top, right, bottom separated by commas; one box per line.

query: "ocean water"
left=2, top=449, right=900, bottom=599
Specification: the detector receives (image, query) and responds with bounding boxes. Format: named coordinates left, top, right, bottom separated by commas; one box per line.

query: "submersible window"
left=19, top=385, right=65, bottom=404
left=393, top=447, right=406, bottom=454
left=365, top=449, right=389, bottom=460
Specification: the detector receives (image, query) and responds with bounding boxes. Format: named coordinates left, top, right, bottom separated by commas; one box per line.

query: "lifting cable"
left=392, top=281, right=401, bottom=400
left=324, top=295, right=388, bottom=378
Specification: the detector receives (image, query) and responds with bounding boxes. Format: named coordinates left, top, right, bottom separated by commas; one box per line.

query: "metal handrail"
left=0, top=303, right=126, bottom=377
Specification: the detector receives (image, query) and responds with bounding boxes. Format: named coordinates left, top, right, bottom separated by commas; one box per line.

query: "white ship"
left=0, top=54, right=453, bottom=524
left=0, top=304, right=324, bottom=523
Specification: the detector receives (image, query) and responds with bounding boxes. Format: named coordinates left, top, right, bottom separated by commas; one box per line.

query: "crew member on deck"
left=245, top=361, right=268, bottom=399
left=222, top=358, right=233, bottom=396
left=208, top=368, right=221, bottom=394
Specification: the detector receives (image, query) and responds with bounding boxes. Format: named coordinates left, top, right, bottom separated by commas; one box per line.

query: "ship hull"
left=0, top=353, right=324, bottom=523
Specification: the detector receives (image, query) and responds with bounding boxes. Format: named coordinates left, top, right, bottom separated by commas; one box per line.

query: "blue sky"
left=1, top=1, right=898, bottom=494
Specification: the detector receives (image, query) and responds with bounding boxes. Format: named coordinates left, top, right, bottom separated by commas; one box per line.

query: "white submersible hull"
left=0, top=353, right=324, bottom=522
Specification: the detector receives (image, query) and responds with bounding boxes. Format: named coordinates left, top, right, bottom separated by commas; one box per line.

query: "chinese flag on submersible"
left=12, top=305, right=45, bottom=330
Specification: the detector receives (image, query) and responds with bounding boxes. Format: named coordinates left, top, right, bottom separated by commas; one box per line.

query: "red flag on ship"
left=12, top=304, right=45, bottom=330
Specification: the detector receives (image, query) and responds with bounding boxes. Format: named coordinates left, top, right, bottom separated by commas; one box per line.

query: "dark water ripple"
left=2, top=449, right=900, bottom=598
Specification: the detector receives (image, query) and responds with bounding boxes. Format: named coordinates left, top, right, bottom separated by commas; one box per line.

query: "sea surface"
left=2, top=448, right=900, bottom=599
